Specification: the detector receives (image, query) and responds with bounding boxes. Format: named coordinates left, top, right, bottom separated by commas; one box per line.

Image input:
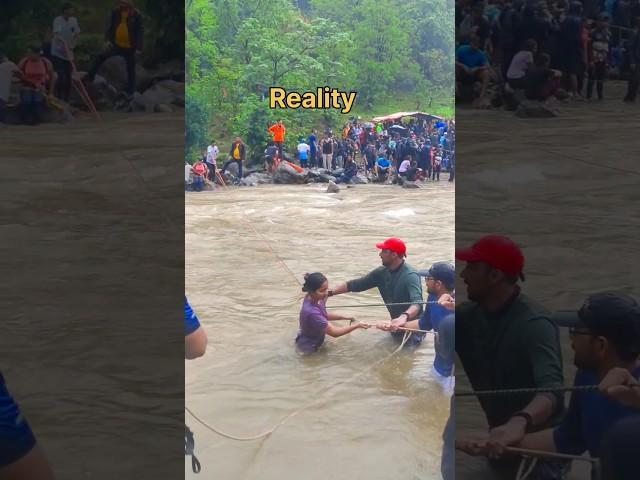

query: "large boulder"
left=515, top=100, right=559, bottom=118
left=5, top=99, right=74, bottom=125
left=350, top=175, right=369, bottom=185
left=307, top=168, right=336, bottom=183
left=273, top=162, right=308, bottom=184
left=92, top=57, right=152, bottom=93
left=132, top=80, right=185, bottom=113
left=243, top=172, right=271, bottom=185
left=70, top=74, right=118, bottom=111
left=326, top=181, right=340, bottom=193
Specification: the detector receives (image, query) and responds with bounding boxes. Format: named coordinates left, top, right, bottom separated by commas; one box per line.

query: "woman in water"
left=296, top=272, right=369, bottom=353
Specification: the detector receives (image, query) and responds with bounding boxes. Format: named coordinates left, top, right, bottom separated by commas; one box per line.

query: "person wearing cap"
left=327, top=237, right=425, bottom=346
left=406, top=262, right=456, bottom=389
left=85, top=0, right=144, bottom=96
left=508, top=293, right=640, bottom=463
left=455, top=234, right=566, bottom=479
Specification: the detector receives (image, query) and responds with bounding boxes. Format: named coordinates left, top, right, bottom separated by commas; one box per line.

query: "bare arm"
left=326, top=321, right=368, bottom=338
left=485, top=393, right=555, bottom=457
left=329, top=282, right=349, bottom=296
left=327, top=311, right=355, bottom=321
left=185, top=327, right=208, bottom=359
left=518, top=428, right=556, bottom=452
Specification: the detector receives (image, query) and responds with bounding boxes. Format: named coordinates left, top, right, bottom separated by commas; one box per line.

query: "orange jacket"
left=268, top=123, right=286, bottom=142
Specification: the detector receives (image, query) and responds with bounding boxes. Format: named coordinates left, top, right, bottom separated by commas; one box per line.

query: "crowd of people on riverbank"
left=186, top=117, right=456, bottom=189
left=0, top=0, right=143, bottom=126
left=456, top=0, right=640, bottom=107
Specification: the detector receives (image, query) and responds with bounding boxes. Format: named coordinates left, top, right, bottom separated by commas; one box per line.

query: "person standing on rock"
left=206, top=140, right=218, bottom=183
left=222, top=137, right=245, bottom=180
left=297, top=137, right=310, bottom=169
left=51, top=3, right=80, bottom=102
left=328, top=237, right=425, bottom=347
left=308, top=129, right=318, bottom=168
left=320, top=135, right=333, bottom=170
left=268, top=120, right=286, bottom=158
left=85, top=0, right=144, bottom=96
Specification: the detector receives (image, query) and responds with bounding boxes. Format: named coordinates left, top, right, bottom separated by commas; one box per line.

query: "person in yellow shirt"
left=85, top=0, right=144, bottom=95
left=221, top=137, right=246, bottom=181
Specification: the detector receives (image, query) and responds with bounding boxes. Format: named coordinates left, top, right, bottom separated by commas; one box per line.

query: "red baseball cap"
left=376, top=237, right=407, bottom=257
left=456, top=235, right=525, bottom=280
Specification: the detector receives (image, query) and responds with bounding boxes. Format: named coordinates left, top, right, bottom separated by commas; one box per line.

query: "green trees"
left=1, top=0, right=183, bottom=66
left=185, top=0, right=454, bottom=161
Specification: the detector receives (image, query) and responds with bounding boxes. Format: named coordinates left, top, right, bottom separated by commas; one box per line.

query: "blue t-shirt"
left=0, top=374, right=36, bottom=467
left=456, top=45, right=487, bottom=69
left=376, top=157, right=390, bottom=169
left=553, top=368, right=640, bottom=457
left=308, top=134, right=317, bottom=153
left=184, top=297, right=200, bottom=336
left=420, top=294, right=454, bottom=376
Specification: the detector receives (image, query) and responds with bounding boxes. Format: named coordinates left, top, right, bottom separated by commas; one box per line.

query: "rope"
left=455, top=383, right=640, bottom=397
left=543, top=148, right=640, bottom=178
left=515, top=457, right=538, bottom=480
left=456, top=384, right=599, bottom=397
left=185, top=330, right=412, bottom=442
left=325, top=300, right=441, bottom=308
left=506, top=447, right=596, bottom=464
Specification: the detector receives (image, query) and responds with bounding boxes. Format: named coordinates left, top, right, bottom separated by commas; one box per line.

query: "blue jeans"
left=192, top=176, right=204, bottom=192
left=20, top=89, right=44, bottom=125
left=441, top=399, right=454, bottom=480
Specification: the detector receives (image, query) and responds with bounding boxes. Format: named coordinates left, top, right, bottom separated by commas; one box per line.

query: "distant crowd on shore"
left=185, top=116, right=456, bottom=190
left=456, top=0, right=640, bottom=107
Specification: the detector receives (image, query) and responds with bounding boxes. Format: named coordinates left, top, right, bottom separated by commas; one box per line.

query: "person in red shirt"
left=17, top=46, right=53, bottom=125
left=191, top=160, right=208, bottom=192
left=268, top=120, right=286, bottom=157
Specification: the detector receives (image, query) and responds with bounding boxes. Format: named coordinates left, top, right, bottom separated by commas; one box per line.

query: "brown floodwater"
left=1, top=112, right=184, bottom=479
left=455, top=81, right=640, bottom=479
left=186, top=181, right=454, bottom=479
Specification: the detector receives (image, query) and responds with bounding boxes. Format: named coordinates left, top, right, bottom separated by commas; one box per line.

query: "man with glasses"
left=455, top=234, right=566, bottom=479
left=511, top=292, right=640, bottom=477
left=405, top=262, right=455, bottom=392
left=328, top=237, right=425, bottom=346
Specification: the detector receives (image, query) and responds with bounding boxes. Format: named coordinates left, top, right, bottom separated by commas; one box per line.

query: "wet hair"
left=27, top=45, right=41, bottom=54
left=525, top=39, right=537, bottom=51
left=302, top=272, right=327, bottom=293
left=62, top=2, right=74, bottom=11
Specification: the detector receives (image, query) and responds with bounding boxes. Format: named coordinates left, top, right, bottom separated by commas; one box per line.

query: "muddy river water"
left=186, top=182, right=454, bottom=479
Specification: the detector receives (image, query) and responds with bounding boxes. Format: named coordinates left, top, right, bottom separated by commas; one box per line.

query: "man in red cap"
left=327, top=237, right=425, bottom=346
left=455, top=234, right=566, bottom=479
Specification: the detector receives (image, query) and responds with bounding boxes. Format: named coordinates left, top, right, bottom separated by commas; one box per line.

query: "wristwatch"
left=328, top=290, right=334, bottom=297
left=400, top=312, right=409, bottom=320
left=511, top=411, right=534, bottom=431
